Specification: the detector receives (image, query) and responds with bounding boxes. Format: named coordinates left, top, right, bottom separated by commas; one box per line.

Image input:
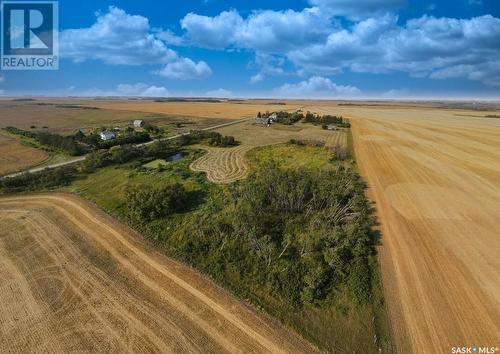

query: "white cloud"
left=289, top=15, right=500, bottom=86
left=80, top=83, right=169, bottom=97
left=61, top=7, right=211, bottom=79
left=61, top=7, right=175, bottom=65
left=250, top=73, right=264, bottom=84
left=380, top=88, right=412, bottom=98
left=248, top=53, right=289, bottom=83
left=181, top=8, right=333, bottom=52
left=156, top=58, right=212, bottom=80
left=117, top=83, right=169, bottom=96
left=180, top=5, right=500, bottom=86
left=204, top=88, right=232, bottom=97
left=181, top=10, right=243, bottom=49
left=275, top=76, right=360, bottom=98
left=155, top=29, right=185, bottom=46
left=308, top=0, right=405, bottom=19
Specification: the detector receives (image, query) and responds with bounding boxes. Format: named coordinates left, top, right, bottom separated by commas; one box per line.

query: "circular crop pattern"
left=190, top=145, right=254, bottom=184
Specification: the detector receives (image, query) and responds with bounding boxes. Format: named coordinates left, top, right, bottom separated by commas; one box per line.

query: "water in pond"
left=168, top=152, right=184, bottom=161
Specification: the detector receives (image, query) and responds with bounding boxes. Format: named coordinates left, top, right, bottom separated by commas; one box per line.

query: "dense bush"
left=179, top=130, right=238, bottom=147
left=289, top=139, right=325, bottom=147
left=83, top=142, right=169, bottom=171
left=331, top=144, right=349, bottom=161
left=4, top=126, right=37, bottom=139
left=0, top=166, right=77, bottom=192
left=144, top=123, right=164, bottom=137
left=126, top=183, right=189, bottom=223
left=168, top=162, right=374, bottom=306
left=4, top=127, right=84, bottom=155
left=97, top=132, right=151, bottom=149
left=304, top=113, right=351, bottom=128
left=36, top=131, right=84, bottom=155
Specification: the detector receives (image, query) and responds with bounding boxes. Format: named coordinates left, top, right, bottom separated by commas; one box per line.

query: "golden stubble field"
left=0, top=100, right=233, bottom=133
left=0, top=133, right=48, bottom=176
left=307, top=103, right=500, bottom=353
left=83, top=100, right=303, bottom=120
left=0, top=194, right=317, bottom=354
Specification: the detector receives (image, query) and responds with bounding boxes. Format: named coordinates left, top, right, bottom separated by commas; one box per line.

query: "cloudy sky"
left=2, top=0, right=500, bottom=99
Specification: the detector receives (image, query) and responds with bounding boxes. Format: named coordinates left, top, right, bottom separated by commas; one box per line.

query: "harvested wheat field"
left=0, top=134, right=48, bottom=176
left=0, top=193, right=317, bottom=354
left=307, top=104, right=500, bottom=353
left=191, top=122, right=346, bottom=183
left=85, top=100, right=302, bottom=120
left=0, top=100, right=232, bottom=135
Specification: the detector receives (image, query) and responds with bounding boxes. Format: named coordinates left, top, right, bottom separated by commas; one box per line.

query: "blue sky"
left=1, top=0, right=500, bottom=99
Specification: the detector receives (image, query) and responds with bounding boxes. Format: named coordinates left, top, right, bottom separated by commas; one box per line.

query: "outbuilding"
left=256, top=112, right=278, bottom=125
left=134, top=119, right=145, bottom=128
left=100, top=131, right=116, bottom=141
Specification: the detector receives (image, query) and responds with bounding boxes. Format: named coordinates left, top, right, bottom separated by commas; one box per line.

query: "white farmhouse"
left=100, top=131, right=116, bottom=141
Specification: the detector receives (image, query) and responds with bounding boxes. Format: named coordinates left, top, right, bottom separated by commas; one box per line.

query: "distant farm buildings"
left=256, top=112, right=277, bottom=125
left=100, top=131, right=116, bottom=141
left=134, top=120, right=145, bottom=128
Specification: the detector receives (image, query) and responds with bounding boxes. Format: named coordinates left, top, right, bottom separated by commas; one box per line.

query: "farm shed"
left=100, top=131, right=116, bottom=141
left=134, top=120, right=145, bottom=128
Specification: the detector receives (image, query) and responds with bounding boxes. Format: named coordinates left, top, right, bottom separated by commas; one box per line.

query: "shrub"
left=331, top=144, right=349, bottom=161
left=126, top=183, right=189, bottom=223
left=348, top=257, right=372, bottom=303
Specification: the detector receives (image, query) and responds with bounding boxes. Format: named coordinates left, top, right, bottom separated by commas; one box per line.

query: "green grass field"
left=248, top=144, right=333, bottom=171
left=143, top=159, right=169, bottom=169
left=66, top=149, right=206, bottom=212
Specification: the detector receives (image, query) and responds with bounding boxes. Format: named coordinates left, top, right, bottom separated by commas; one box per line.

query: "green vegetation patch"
left=143, top=159, right=168, bottom=169
left=248, top=143, right=333, bottom=171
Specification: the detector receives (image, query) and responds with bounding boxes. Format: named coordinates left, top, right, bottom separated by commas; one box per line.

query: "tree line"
left=178, top=130, right=238, bottom=147
left=258, top=111, right=304, bottom=125
left=303, top=113, right=351, bottom=128
left=4, top=127, right=85, bottom=156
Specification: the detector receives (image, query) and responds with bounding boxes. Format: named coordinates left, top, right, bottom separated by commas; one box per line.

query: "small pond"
left=167, top=152, right=185, bottom=161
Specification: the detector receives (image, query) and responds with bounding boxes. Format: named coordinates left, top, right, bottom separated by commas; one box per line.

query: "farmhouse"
left=134, top=119, right=145, bottom=128
left=256, top=112, right=278, bottom=125
left=327, top=124, right=339, bottom=131
left=100, top=131, right=116, bottom=141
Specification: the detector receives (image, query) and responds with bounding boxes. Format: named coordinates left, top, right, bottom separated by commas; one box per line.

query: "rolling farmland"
left=0, top=134, right=49, bottom=176
left=83, top=100, right=302, bottom=120
left=308, top=104, right=500, bottom=353
left=0, top=100, right=231, bottom=134
left=0, top=194, right=317, bottom=354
